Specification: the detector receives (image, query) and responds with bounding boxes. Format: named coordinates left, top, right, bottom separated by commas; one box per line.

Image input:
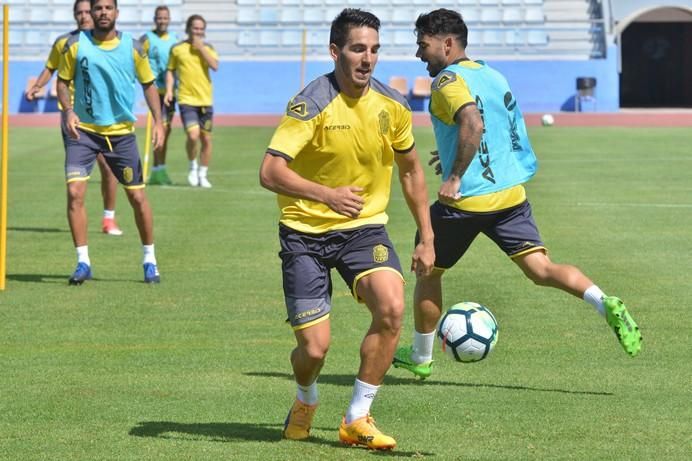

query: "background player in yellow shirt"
left=165, top=14, right=218, bottom=188
left=260, top=9, right=434, bottom=451
left=26, top=0, right=123, bottom=236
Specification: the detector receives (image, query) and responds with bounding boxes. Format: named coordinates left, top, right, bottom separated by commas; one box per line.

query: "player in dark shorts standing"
left=57, top=0, right=164, bottom=284
left=140, top=5, right=178, bottom=185
left=165, top=14, right=218, bottom=188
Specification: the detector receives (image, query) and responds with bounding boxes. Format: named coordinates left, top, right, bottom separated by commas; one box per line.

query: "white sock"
left=296, top=379, right=318, bottom=406
left=103, top=209, right=115, bottom=219
left=198, top=166, right=208, bottom=178
left=412, top=330, right=436, bottom=364
left=345, top=378, right=378, bottom=424
left=189, top=159, right=198, bottom=171
left=583, top=284, right=606, bottom=316
left=76, top=245, right=90, bottom=265
left=159, top=164, right=166, bottom=171
left=151, top=165, right=161, bottom=172
left=142, top=244, right=157, bottom=265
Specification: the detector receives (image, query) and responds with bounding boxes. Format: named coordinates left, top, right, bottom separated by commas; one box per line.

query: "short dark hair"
left=186, top=14, right=206, bottom=34
left=415, top=8, right=468, bottom=49
left=154, top=5, right=169, bottom=16
left=73, top=0, right=89, bottom=13
left=329, top=8, right=380, bottom=48
left=89, top=0, right=118, bottom=9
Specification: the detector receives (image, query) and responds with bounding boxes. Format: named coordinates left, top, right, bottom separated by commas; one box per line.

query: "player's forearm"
left=34, top=68, right=55, bottom=90
left=165, top=70, right=174, bottom=94
left=199, top=48, right=218, bottom=71
left=56, top=78, right=72, bottom=110
left=399, top=163, right=434, bottom=243
left=142, top=82, right=162, bottom=123
left=451, top=107, right=483, bottom=179
left=260, top=155, right=332, bottom=204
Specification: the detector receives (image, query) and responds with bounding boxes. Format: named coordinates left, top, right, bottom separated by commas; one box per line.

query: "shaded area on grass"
left=245, top=372, right=613, bottom=396
left=128, top=421, right=433, bottom=457
left=7, top=226, right=68, bottom=233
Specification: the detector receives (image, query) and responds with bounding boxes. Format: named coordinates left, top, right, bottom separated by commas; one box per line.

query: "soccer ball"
left=437, top=302, right=499, bottom=362
left=541, top=114, right=555, bottom=126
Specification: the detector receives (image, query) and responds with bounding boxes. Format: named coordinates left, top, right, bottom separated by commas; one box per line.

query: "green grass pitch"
left=1, top=125, right=691, bottom=460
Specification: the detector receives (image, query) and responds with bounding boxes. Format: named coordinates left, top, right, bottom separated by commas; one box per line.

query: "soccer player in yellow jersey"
left=260, top=9, right=435, bottom=450
left=140, top=5, right=178, bottom=186
left=393, top=9, right=641, bottom=379
left=57, top=0, right=164, bottom=284
left=165, top=14, right=218, bottom=188
left=26, top=0, right=123, bottom=236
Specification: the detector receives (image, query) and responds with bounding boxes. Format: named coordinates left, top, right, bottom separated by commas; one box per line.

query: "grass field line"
left=577, top=201, right=692, bottom=208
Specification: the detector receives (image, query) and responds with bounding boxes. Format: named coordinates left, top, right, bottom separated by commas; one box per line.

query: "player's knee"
left=376, top=297, right=404, bottom=335
left=301, top=342, right=329, bottom=363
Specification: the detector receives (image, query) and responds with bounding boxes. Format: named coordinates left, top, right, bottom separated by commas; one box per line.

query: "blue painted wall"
left=4, top=46, right=619, bottom=114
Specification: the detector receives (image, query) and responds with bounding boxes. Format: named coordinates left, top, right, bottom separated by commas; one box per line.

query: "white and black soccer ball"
left=541, top=113, right=555, bottom=126
left=437, top=302, right=499, bottom=362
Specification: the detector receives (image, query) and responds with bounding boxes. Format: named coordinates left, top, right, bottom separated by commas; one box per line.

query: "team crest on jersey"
left=287, top=98, right=308, bottom=119
left=434, top=71, right=456, bottom=90
left=123, top=167, right=133, bottom=183
left=378, top=110, right=390, bottom=135
left=373, top=244, right=389, bottom=263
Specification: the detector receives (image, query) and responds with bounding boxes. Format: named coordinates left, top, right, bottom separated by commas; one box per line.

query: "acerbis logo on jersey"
left=287, top=99, right=308, bottom=118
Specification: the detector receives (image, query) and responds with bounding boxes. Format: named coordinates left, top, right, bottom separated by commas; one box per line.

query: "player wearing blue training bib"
left=393, top=10, right=641, bottom=380
left=140, top=5, right=178, bottom=185
left=57, top=0, right=166, bottom=285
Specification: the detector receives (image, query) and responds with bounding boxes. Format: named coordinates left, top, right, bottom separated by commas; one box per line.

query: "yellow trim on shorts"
left=185, top=123, right=200, bottom=133
left=66, top=176, right=90, bottom=184
left=509, top=246, right=547, bottom=259
left=292, top=313, right=330, bottom=331
left=351, top=267, right=404, bottom=303
left=123, top=184, right=146, bottom=190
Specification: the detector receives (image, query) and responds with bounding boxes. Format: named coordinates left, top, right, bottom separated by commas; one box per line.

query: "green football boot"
left=159, top=168, right=173, bottom=185
left=603, top=296, right=642, bottom=357
left=392, top=346, right=433, bottom=380
left=147, top=169, right=163, bottom=185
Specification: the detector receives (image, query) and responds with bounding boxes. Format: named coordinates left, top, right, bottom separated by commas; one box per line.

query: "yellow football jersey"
left=267, top=73, right=415, bottom=234
left=59, top=31, right=154, bottom=136
left=167, top=41, right=217, bottom=106
left=430, top=60, right=525, bottom=212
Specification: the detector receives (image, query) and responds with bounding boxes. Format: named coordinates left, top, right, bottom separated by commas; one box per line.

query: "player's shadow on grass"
left=7, top=226, right=68, bottom=233
left=245, top=372, right=613, bottom=397
left=6, top=273, right=70, bottom=283
left=6, top=273, right=137, bottom=284
left=128, top=421, right=430, bottom=457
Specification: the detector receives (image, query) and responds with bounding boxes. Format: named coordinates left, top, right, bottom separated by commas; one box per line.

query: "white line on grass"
left=577, top=202, right=692, bottom=208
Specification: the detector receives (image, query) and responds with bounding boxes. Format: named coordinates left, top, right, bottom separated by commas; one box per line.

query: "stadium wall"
left=6, top=46, right=619, bottom=114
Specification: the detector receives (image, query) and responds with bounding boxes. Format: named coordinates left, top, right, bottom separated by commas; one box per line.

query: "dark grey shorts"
left=279, top=224, right=403, bottom=329
left=417, top=200, right=545, bottom=269
left=64, top=128, right=143, bottom=188
left=179, top=104, right=213, bottom=132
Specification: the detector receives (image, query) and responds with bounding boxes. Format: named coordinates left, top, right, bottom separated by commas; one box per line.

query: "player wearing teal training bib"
left=140, top=5, right=178, bottom=185
left=57, top=0, right=165, bottom=285
left=393, top=10, right=641, bottom=379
